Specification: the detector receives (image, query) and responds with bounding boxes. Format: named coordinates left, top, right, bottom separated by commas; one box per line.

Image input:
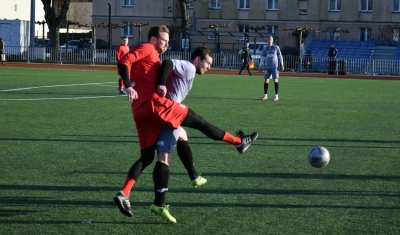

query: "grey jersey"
left=156, top=59, right=195, bottom=153
left=261, top=44, right=283, bottom=69
left=165, top=59, right=196, bottom=103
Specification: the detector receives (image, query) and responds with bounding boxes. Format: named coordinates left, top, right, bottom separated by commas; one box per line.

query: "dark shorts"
left=264, top=68, right=279, bottom=79
left=156, top=126, right=181, bottom=153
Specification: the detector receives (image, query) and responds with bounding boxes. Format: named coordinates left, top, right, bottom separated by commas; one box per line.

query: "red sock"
left=118, top=78, right=124, bottom=90
left=222, top=132, right=241, bottom=146
left=121, top=177, right=136, bottom=197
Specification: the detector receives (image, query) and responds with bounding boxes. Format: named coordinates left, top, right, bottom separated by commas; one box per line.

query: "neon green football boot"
left=191, top=176, right=207, bottom=188
left=150, top=204, right=177, bottom=223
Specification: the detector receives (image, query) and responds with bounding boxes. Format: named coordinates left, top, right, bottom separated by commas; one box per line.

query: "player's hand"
left=158, top=85, right=167, bottom=97
left=126, top=86, right=138, bottom=102
left=281, top=65, right=285, bottom=71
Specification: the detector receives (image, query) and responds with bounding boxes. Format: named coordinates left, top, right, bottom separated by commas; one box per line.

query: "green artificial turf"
left=0, top=67, right=399, bottom=234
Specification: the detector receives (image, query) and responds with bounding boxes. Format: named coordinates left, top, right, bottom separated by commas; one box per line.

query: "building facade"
left=91, top=0, right=400, bottom=52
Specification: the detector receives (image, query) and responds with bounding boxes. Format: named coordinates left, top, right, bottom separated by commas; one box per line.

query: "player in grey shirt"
left=259, top=35, right=284, bottom=101
left=153, top=46, right=213, bottom=222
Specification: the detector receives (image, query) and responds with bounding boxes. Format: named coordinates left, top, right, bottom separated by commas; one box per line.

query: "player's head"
left=330, top=43, right=334, bottom=47
left=148, top=25, right=170, bottom=54
left=190, top=46, right=214, bottom=75
left=245, top=42, right=249, bottom=47
left=267, top=35, right=274, bottom=45
left=122, top=36, right=128, bottom=45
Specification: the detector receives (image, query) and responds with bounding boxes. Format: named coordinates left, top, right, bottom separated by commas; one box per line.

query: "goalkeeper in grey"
left=259, top=35, right=284, bottom=101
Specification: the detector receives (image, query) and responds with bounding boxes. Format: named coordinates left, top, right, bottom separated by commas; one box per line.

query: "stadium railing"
left=3, top=46, right=400, bottom=76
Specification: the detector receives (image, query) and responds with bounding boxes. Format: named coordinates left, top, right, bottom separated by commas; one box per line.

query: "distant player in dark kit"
left=328, top=43, right=338, bottom=74
left=238, top=42, right=253, bottom=76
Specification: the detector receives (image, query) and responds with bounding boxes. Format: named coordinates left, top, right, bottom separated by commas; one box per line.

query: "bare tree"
left=177, top=0, right=190, bottom=30
left=41, top=0, right=71, bottom=48
left=67, top=2, right=92, bottom=26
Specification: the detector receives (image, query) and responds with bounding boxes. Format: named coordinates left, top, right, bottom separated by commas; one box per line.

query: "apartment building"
left=91, top=0, right=399, bottom=52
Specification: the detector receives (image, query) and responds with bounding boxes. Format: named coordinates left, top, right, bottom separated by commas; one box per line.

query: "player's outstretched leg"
left=181, top=109, right=258, bottom=154
left=235, top=130, right=258, bottom=154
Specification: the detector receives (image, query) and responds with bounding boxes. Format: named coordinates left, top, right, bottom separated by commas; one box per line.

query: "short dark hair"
left=191, top=46, right=214, bottom=60
left=147, top=25, right=170, bottom=42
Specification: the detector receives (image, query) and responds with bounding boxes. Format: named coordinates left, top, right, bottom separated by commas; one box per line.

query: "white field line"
left=0, top=82, right=124, bottom=101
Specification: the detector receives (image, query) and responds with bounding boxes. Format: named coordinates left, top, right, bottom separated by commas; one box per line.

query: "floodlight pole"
left=108, top=3, right=112, bottom=50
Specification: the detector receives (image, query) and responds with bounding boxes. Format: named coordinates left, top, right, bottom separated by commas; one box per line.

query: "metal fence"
left=3, top=46, right=400, bottom=76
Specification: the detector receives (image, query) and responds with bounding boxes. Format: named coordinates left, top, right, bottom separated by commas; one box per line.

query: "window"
left=393, top=28, right=399, bottom=41
left=123, top=0, right=134, bottom=6
left=265, top=26, right=278, bottom=34
left=360, top=0, right=373, bottom=11
left=326, top=28, right=342, bottom=41
left=299, top=9, right=307, bottom=14
left=121, top=22, right=133, bottom=37
left=237, top=25, right=249, bottom=41
left=394, top=0, right=400, bottom=12
left=359, top=28, right=372, bottom=41
left=267, top=0, right=278, bottom=10
left=238, top=0, right=250, bottom=9
left=187, top=1, right=194, bottom=8
left=209, top=0, right=221, bottom=9
left=328, top=0, right=341, bottom=11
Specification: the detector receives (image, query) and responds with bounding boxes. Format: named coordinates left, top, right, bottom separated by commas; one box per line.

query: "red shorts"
left=132, top=93, right=188, bottom=149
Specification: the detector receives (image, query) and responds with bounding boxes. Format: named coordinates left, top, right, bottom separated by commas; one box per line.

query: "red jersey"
left=118, top=43, right=188, bottom=149
left=116, top=43, right=130, bottom=62
left=118, top=43, right=161, bottom=112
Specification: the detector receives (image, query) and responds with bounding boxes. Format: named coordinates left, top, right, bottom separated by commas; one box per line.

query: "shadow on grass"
left=0, top=196, right=399, bottom=211
left=60, top=135, right=400, bottom=145
left=0, top=183, right=399, bottom=199
left=0, top=218, right=159, bottom=225
left=0, top=136, right=397, bottom=149
left=59, top=171, right=400, bottom=181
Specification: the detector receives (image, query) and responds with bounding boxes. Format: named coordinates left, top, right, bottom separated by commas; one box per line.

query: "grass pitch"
left=0, top=66, right=399, bottom=235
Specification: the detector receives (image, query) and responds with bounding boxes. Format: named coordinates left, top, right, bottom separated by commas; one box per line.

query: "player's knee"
left=178, top=128, right=188, bottom=141
left=157, top=152, right=172, bottom=166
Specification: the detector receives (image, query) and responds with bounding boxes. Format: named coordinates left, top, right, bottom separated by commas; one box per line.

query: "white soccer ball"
left=308, top=146, right=330, bottom=168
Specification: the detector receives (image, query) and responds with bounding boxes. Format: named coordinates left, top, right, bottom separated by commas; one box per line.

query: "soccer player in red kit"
left=114, top=25, right=258, bottom=222
left=116, top=36, right=130, bottom=95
